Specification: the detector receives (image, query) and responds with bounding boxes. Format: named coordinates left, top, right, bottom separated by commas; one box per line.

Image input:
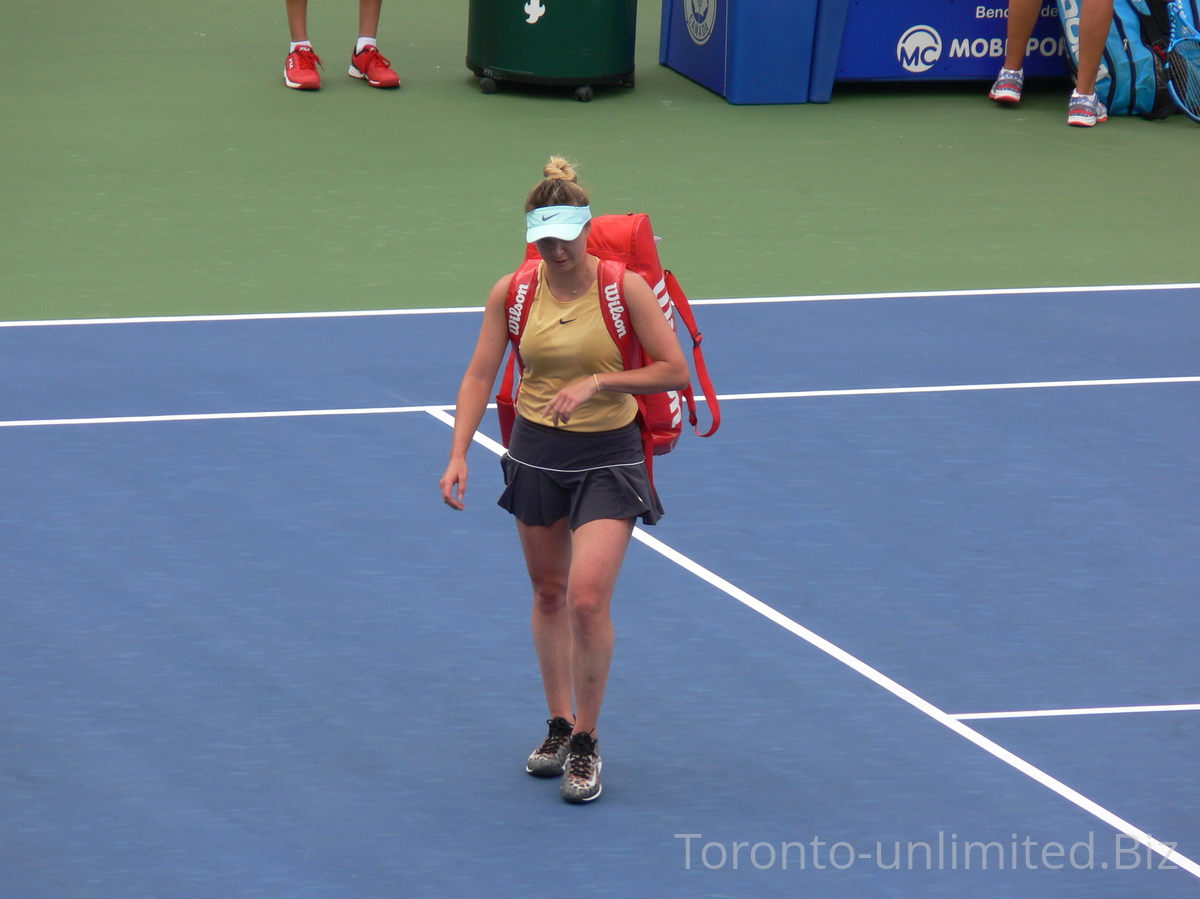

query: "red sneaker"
left=284, top=46, right=322, bottom=90
left=349, top=45, right=401, bottom=88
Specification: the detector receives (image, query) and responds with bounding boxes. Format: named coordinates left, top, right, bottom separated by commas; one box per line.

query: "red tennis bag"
left=496, top=213, right=719, bottom=479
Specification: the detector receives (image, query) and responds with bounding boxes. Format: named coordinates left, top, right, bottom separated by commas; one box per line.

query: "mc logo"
left=897, top=25, right=942, bottom=73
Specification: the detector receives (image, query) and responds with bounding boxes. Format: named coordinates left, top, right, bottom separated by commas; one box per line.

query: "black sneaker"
left=560, top=731, right=602, bottom=803
left=526, top=717, right=573, bottom=777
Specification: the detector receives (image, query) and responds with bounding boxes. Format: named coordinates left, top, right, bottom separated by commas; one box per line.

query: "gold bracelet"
left=593, top=374, right=601, bottom=392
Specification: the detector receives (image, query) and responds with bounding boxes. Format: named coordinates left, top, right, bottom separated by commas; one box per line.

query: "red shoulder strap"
left=497, top=259, right=540, bottom=416
left=506, top=259, right=540, bottom=348
left=595, top=258, right=639, bottom=369
left=664, top=270, right=720, bottom=438
left=594, top=259, right=665, bottom=483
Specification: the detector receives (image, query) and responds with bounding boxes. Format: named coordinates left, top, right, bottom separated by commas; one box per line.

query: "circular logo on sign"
left=685, top=0, right=716, bottom=46
left=897, top=25, right=942, bottom=73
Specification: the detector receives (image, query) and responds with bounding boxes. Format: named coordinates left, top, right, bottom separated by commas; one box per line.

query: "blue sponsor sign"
left=660, top=0, right=729, bottom=97
left=659, top=0, right=820, bottom=104
left=659, top=0, right=1070, bottom=104
left=836, top=0, right=1070, bottom=80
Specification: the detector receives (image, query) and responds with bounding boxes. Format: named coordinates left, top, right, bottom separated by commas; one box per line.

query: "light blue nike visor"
left=525, top=204, right=592, bottom=243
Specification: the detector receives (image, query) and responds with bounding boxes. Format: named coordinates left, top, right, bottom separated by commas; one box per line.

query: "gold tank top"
left=516, top=261, right=638, bottom=432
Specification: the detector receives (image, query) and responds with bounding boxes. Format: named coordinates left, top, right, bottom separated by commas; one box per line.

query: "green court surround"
left=2, top=1, right=1198, bottom=321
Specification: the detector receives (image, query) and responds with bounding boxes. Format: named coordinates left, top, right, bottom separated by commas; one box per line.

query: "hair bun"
left=525, top=156, right=589, bottom=212
left=542, top=156, right=578, bottom=183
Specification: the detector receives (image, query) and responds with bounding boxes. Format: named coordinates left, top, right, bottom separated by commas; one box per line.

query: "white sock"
left=355, top=36, right=377, bottom=54
left=290, top=40, right=313, bottom=53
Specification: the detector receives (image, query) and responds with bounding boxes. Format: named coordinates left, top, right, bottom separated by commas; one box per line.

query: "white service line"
left=423, top=405, right=1200, bottom=881
left=5, top=375, right=1200, bottom=430
left=713, top=376, right=1200, bottom=403
left=3, top=281, right=1199, bottom=327
left=954, top=704, right=1200, bottom=721
left=0, top=307, right=485, bottom=328
left=0, top=405, right=451, bottom=429
left=425, top=407, right=504, bottom=454
left=689, top=281, right=1200, bottom=305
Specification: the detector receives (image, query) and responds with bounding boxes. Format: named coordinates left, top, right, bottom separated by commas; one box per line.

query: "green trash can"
left=466, top=0, right=637, bottom=101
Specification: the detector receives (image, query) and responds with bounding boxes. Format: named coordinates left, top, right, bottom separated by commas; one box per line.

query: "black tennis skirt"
left=498, top=416, right=663, bottom=529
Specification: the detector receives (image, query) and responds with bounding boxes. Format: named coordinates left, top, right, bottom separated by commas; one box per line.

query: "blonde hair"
left=524, top=156, right=590, bottom=212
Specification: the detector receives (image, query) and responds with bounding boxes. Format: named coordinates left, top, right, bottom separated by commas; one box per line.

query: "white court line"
left=2, top=281, right=1199, bottom=328
left=714, top=376, right=1200, bottom=402
left=4, top=376, right=1199, bottom=430
left=0, top=307, right=486, bottom=328
left=424, top=406, right=1199, bottom=879
left=689, top=281, right=1200, bottom=306
left=0, top=405, right=449, bottom=429
left=954, top=704, right=1200, bottom=721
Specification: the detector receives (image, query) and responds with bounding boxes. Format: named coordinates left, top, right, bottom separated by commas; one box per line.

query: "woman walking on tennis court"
left=440, top=158, right=688, bottom=803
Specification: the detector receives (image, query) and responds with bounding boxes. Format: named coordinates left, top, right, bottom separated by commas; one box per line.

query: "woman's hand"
left=440, top=456, right=469, bottom=510
left=438, top=274, right=513, bottom=512
left=545, top=375, right=601, bottom=427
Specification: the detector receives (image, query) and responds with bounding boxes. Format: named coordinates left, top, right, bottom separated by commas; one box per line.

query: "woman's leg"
left=562, top=517, right=635, bottom=737
left=516, top=516, right=635, bottom=736
left=1076, top=0, right=1115, bottom=95
left=359, top=0, right=384, bottom=40
left=517, top=518, right=575, bottom=724
left=1003, top=0, right=1044, bottom=71
left=285, top=0, right=309, bottom=42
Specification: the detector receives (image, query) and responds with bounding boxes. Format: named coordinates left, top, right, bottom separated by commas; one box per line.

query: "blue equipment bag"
left=1056, top=0, right=1197, bottom=116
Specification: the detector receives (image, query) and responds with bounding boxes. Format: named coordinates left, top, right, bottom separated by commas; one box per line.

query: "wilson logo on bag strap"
left=495, top=213, right=719, bottom=482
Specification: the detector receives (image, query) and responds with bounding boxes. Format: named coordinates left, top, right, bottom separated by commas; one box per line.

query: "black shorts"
left=498, top=416, right=663, bottom=529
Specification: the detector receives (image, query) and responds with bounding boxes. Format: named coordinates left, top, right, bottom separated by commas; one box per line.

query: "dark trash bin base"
left=467, top=59, right=632, bottom=101
left=467, top=0, right=636, bottom=100
left=466, top=58, right=634, bottom=88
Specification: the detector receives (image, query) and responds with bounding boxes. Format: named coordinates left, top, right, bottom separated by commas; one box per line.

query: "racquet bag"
left=1056, top=0, right=1193, bottom=116
left=496, top=213, right=719, bottom=481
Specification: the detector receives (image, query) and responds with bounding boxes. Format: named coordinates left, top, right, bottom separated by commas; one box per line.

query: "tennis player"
left=440, top=157, right=689, bottom=803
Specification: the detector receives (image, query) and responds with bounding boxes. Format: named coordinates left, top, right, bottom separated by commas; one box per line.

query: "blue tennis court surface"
left=2, top=286, right=1198, bottom=897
